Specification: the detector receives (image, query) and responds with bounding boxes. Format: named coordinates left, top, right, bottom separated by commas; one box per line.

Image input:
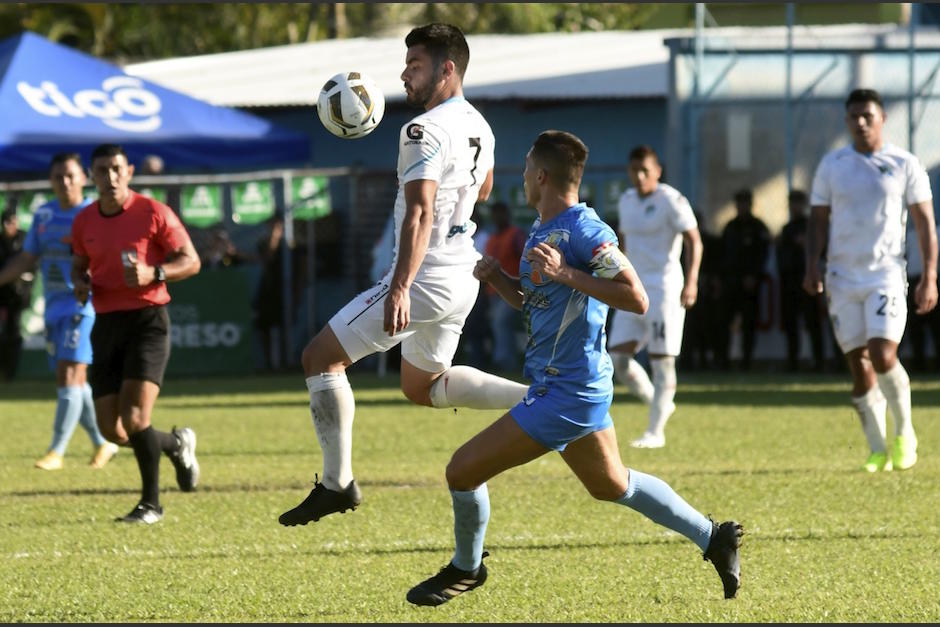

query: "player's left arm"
left=526, top=241, right=648, bottom=315
left=477, top=168, right=494, bottom=203
left=909, top=199, right=938, bottom=314
left=680, top=227, right=703, bottom=308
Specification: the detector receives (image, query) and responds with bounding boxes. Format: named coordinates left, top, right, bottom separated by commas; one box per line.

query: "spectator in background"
left=458, top=203, right=494, bottom=369
left=717, top=188, right=770, bottom=371
left=680, top=212, right=722, bottom=372
left=253, top=213, right=287, bottom=370
left=0, top=154, right=116, bottom=470
left=203, top=226, right=251, bottom=269
left=140, top=154, right=164, bottom=175
left=776, top=189, right=825, bottom=372
left=0, top=209, right=30, bottom=380
left=903, top=216, right=940, bottom=372
left=483, top=201, right=526, bottom=372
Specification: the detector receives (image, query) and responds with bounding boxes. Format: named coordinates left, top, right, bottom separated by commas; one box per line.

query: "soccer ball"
left=317, top=71, right=385, bottom=139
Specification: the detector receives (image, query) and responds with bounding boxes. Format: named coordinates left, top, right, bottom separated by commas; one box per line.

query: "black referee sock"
left=154, top=428, right=182, bottom=457
left=129, top=426, right=162, bottom=507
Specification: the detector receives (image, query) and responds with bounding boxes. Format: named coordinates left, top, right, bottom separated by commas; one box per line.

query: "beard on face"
left=405, top=65, right=442, bottom=108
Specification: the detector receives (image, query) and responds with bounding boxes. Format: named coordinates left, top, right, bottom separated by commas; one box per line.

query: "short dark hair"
left=628, top=145, right=659, bottom=164
left=1, top=208, right=16, bottom=224
left=733, top=188, right=753, bottom=204
left=788, top=189, right=808, bottom=203
left=531, top=130, right=588, bottom=190
left=845, top=88, right=883, bottom=110
left=405, top=23, right=470, bottom=80
left=90, top=143, right=127, bottom=163
left=49, top=152, right=83, bottom=174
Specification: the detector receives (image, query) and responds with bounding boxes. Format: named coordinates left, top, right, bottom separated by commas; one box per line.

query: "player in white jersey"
left=607, top=145, right=703, bottom=448
left=279, top=23, right=528, bottom=527
left=805, top=88, right=938, bottom=473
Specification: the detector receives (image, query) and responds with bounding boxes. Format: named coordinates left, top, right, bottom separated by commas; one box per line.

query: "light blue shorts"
left=510, top=382, right=613, bottom=451
left=45, top=312, right=94, bottom=369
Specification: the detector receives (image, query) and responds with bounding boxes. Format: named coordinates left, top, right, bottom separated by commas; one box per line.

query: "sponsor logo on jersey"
left=406, top=123, right=424, bottom=140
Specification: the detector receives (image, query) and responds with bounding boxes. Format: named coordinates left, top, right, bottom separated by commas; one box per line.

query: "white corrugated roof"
left=124, top=29, right=681, bottom=107
left=124, top=23, right=936, bottom=108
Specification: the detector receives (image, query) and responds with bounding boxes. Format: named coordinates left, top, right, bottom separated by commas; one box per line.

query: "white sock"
left=851, top=385, right=888, bottom=453
left=429, top=365, right=528, bottom=409
left=611, top=352, right=654, bottom=404
left=876, top=362, right=914, bottom=438
left=306, top=373, right=356, bottom=491
left=647, top=356, right=677, bottom=436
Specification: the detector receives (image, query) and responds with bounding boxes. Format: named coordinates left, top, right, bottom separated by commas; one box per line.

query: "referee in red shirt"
left=71, top=144, right=202, bottom=524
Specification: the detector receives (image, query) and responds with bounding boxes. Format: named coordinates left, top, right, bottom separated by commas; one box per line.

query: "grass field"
left=1, top=369, right=939, bottom=623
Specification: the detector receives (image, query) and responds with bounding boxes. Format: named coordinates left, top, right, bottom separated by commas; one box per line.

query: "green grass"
left=1, top=370, right=939, bottom=622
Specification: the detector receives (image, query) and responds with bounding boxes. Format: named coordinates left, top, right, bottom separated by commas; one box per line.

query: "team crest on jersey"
left=542, top=229, right=569, bottom=248
left=877, top=164, right=893, bottom=175
left=589, top=241, right=629, bottom=278
left=645, top=204, right=656, bottom=215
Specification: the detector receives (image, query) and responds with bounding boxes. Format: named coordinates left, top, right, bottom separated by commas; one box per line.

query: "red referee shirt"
left=71, top=190, right=192, bottom=313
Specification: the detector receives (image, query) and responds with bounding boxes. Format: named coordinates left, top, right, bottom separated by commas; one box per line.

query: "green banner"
left=136, top=187, right=167, bottom=203
left=0, top=191, right=6, bottom=212
left=164, top=264, right=260, bottom=375
left=180, top=184, right=223, bottom=228
left=232, top=180, right=275, bottom=225
left=291, top=175, right=331, bottom=220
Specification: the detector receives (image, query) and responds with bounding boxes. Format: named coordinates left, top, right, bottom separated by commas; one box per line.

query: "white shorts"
left=607, top=285, right=685, bottom=356
left=329, top=264, right=480, bottom=373
left=825, top=273, right=908, bottom=353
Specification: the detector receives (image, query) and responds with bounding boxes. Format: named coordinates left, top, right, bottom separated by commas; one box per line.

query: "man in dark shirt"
left=717, top=189, right=770, bottom=371
left=776, top=189, right=825, bottom=372
left=0, top=209, right=30, bottom=380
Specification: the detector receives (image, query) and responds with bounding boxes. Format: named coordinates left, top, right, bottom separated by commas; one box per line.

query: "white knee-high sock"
left=647, top=356, right=677, bottom=436
left=611, top=352, right=654, bottom=404
left=876, top=362, right=913, bottom=438
left=306, top=373, right=356, bottom=492
left=852, top=385, right=888, bottom=453
left=429, top=365, right=528, bottom=409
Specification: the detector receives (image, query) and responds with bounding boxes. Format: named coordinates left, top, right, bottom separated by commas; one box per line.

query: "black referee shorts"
left=89, top=305, right=170, bottom=398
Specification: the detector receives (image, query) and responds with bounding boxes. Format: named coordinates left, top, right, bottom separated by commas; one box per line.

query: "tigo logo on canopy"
left=16, top=76, right=162, bottom=132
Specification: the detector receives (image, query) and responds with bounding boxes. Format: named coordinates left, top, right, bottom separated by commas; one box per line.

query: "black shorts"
left=89, top=305, right=170, bottom=398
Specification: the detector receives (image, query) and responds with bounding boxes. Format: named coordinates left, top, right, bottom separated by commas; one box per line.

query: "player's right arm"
left=0, top=251, right=38, bottom=287
left=803, top=204, right=829, bottom=296
left=474, top=254, right=523, bottom=310
left=384, top=178, right=436, bottom=336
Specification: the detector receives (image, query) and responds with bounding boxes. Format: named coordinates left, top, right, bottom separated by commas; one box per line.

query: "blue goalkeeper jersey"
left=519, top=203, right=621, bottom=397
left=23, top=197, right=95, bottom=321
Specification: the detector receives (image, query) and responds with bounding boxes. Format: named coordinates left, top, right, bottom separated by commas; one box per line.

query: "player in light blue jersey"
left=407, top=131, right=743, bottom=607
left=0, top=152, right=117, bottom=470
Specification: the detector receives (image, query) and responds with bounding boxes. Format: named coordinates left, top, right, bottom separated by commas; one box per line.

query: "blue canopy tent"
left=0, top=32, right=311, bottom=173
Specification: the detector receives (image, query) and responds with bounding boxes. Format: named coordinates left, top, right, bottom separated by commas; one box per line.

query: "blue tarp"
left=0, top=32, right=311, bottom=173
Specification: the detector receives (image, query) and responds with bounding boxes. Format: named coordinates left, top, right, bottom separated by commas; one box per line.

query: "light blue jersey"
left=511, top=203, right=628, bottom=450
left=23, top=198, right=95, bottom=322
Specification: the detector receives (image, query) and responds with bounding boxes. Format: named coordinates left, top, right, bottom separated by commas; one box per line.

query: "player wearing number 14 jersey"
left=607, top=145, right=703, bottom=449
left=279, top=23, right=528, bottom=528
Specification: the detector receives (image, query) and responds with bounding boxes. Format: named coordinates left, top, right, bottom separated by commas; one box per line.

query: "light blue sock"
left=78, top=383, right=106, bottom=447
left=616, top=468, right=714, bottom=552
left=450, top=484, right=490, bottom=572
left=49, top=386, right=85, bottom=455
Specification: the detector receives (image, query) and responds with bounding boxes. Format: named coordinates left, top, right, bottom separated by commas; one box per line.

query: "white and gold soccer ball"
left=316, top=71, right=385, bottom=139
